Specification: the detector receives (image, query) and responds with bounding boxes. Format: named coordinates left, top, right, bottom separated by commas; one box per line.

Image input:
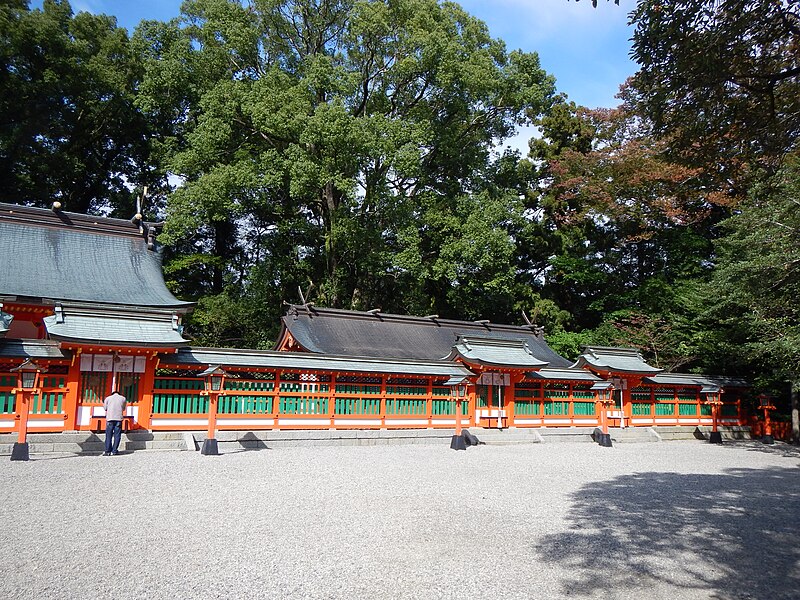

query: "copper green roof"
left=43, top=307, right=188, bottom=347
left=446, top=336, right=549, bottom=369
left=572, top=346, right=662, bottom=375
left=161, top=347, right=475, bottom=378
left=277, top=306, right=571, bottom=366
left=0, top=203, right=192, bottom=310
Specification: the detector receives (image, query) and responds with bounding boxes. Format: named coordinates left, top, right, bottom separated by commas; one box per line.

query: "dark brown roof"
left=277, top=306, right=572, bottom=367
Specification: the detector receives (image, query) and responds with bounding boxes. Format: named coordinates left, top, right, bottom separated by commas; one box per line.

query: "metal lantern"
left=701, top=385, right=723, bottom=406
left=11, top=359, right=45, bottom=391
left=757, top=393, right=774, bottom=409
left=451, top=382, right=467, bottom=398
left=590, top=381, right=614, bottom=405
left=200, top=365, right=226, bottom=393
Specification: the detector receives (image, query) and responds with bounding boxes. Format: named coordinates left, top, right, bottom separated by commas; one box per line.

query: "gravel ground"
left=1, top=440, right=799, bottom=600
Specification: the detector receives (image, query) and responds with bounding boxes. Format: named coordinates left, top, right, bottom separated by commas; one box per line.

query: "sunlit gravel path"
left=1, top=440, right=798, bottom=600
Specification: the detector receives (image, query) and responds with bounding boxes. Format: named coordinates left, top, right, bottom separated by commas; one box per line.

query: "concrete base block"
left=709, top=431, right=723, bottom=444
left=761, top=434, right=775, bottom=445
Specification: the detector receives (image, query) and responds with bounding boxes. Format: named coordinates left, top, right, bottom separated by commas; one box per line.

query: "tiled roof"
left=571, top=346, right=663, bottom=375
left=447, top=336, right=549, bottom=369
left=278, top=306, right=572, bottom=367
left=43, top=307, right=188, bottom=347
left=645, top=373, right=750, bottom=389
left=525, top=368, right=601, bottom=382
left=160, top=347, right=475, bottom=378
left=0, top=339, right=71, bottom=359
left=0, top=203, right=192, bottom=310
left=0, top=311, right=11, bottom=337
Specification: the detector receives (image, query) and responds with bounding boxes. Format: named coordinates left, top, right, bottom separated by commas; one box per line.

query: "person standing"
left=103, top=390, right=127, bottom=456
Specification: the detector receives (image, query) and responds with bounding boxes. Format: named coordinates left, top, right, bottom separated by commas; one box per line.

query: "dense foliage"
left=1, top=0, right=798, bottom=430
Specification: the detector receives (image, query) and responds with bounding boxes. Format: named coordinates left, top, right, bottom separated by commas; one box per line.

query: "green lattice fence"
left=514, top=400, right=540, bottom=415
left=280, top=396, right=328, bottom=415
left=573, top=402, right=596, bottom=416
left=386, top=399, right=427, bottom=415
left=335, top=397, right=380, bottom=415
left=152, top=393, right=207, bottom=414
left=655, top=403, right=675, bottom=416
left=218, top=395, right=273, bottom=414
left=153, top=377, right=204, bottom=390
left=721, top=404, right=739, bottom=417
left=543, top=401, right=569, bottom=415
left=431, top=399, right=468, bottom=415
left=0, top=390, right=15, bottom=414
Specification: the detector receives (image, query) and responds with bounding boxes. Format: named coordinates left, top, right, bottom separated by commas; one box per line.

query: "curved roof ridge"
left=0, top=203, right=193, bottom=310
left=278, top=307, right=571, bottom=367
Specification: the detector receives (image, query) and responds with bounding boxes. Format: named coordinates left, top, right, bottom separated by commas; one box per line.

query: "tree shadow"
left=535, top=462, right=800, bottom=599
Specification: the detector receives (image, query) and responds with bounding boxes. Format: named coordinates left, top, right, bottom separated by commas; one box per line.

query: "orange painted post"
left=423, top=378, right=430, bottom=428
left=200, top=366, right=226, bottom=456
left=134, top=355, right=157, bottom=430
left=591, top=381, right=614, bottom=447
left=63, top=356, right=81, bottom=431
left=16, top=390, right=29, bottom=445
left=379, top=374, right=387, bottom=429
left=703, top=387, right=724, bottom=444
left=10, top=359, right=46, bottom=461
left=449, top=378, right=467, bottom=450
left=328, top=373, right=336, bottom=429
left=758, top=394, right=776, bottom=444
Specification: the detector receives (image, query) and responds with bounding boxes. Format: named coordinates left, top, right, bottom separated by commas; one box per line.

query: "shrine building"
left=0, top=202, right=747, bottom=436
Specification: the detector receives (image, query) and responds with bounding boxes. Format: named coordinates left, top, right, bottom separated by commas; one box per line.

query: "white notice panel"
left=115, top=355, right=134, bottom=373
left=93, top=354, right=113, bottom=372
left=79, top=354, right=94, bottom=372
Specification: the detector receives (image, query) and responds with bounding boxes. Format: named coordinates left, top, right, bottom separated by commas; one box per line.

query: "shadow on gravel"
left=535, top=462, right=800, bottom=600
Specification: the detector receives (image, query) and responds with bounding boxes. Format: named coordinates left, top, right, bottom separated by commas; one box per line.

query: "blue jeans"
left=105, top=420, right=123, bottom=454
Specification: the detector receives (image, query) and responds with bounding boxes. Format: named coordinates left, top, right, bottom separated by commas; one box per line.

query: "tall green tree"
left=0, top=0, right=156, bottom=215
left=628, top=0, right=800, bottom=181
left=703, top=157, right=800, bottom=439
left=137, top=0, right=555, bottom=344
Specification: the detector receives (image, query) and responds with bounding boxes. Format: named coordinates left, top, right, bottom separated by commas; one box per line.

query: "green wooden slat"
left=678, top=403, right=697, bottom=416
left=632, top=403, right=651, bottom=415
left=655, top=403, right=674, bottom=416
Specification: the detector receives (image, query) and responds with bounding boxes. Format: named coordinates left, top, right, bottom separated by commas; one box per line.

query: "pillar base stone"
left=450, top=434, right=467, bottom=451
left=200, top=438, right=219, bottom=456
left=10, top=442, right=29, bottom=461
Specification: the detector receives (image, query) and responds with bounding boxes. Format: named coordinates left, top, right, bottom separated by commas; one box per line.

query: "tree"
left=527, top=101, right=722, bottom=337
left=0, top=0, right=157, bottom=215
left=703, top=157, right=800, bottom=441
left=628, top=0, right=800, bottom=181
left=136, top=0, right=555, bottom=344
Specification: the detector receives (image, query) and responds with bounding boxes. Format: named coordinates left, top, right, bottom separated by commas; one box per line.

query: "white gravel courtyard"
left=1, top=440, right=798, bottom=600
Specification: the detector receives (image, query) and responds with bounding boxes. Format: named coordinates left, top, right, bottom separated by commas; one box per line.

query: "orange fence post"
left=199, top=366, right=226, bottom=456
left=758, top=394, right=776, bottom=445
